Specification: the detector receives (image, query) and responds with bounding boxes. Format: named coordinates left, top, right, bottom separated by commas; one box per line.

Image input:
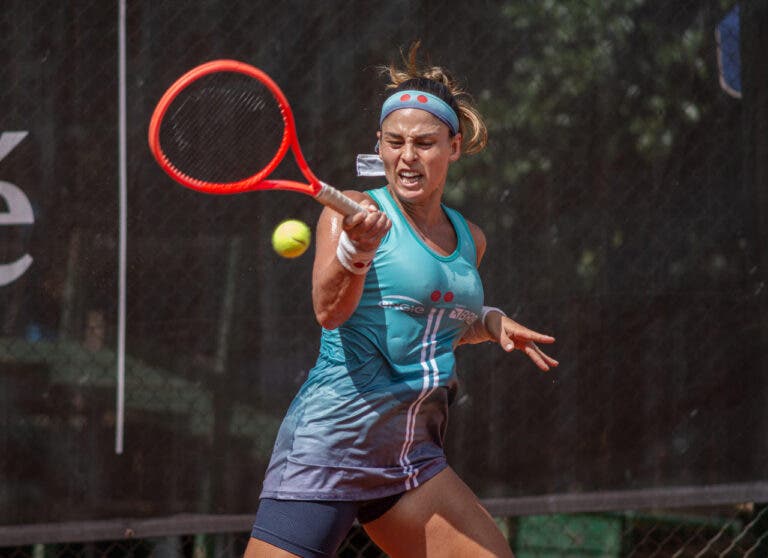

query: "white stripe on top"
left=398, top=308, right=444, bottom=490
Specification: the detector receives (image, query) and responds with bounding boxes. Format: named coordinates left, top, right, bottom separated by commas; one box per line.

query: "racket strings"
left=159, top=72, right=286, bottom=184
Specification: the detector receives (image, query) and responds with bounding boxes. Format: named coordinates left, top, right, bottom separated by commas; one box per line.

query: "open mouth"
left=398, top=170, right=423, bottom=187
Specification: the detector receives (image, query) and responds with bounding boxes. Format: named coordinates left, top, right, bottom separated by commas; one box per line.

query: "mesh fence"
left=2, top=506, right=768, bottom=557
left=2, top=0, right=768, bottom=556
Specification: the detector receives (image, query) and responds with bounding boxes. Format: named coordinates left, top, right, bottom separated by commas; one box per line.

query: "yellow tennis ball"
left=271, top=219, right=312, bottom=258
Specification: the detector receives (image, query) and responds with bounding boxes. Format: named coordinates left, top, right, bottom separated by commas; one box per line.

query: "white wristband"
left=481, top=306, right=506, bottom=326
left=336, top=230, right=376, bottom=275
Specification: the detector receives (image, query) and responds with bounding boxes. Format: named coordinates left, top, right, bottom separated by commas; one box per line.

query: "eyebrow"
left=381, top=131, right=439, bottom=140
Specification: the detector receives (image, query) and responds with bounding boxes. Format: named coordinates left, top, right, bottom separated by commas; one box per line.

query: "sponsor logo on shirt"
left=378, top=293, right=478, bottom=324
left=378, top=295, right=426, bottom=314
left=449, top=307, right=478, bottom=324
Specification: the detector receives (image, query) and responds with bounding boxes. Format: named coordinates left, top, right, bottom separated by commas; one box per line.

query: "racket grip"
left=316, top=182, right=367, bottom=216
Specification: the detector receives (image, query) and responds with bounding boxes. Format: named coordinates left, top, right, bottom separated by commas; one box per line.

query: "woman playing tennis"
left=245, top=43, right=558, bottom=558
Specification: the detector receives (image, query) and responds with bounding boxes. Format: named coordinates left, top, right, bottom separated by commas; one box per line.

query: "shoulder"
left=464, top=218, right=487, bottom=266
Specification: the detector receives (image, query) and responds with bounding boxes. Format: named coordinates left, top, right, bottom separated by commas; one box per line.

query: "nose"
left=402, top=141, right=417, bottom=162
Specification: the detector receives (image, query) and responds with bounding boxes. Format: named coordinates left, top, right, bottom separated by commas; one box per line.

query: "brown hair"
left=380, top=41, right=488, bottom=155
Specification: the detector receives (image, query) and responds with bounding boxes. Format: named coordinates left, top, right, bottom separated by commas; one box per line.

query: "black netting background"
left=1, top=1, right=766, bottom=552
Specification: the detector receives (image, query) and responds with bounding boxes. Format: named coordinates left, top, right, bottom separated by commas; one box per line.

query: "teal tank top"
left=260, top=186, right=484, bottom=500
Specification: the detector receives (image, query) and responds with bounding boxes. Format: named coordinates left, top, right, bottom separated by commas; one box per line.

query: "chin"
left=390, top=182, right=425, bottom=200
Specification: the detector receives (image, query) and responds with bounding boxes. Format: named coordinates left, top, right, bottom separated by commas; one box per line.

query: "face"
left=377, top=108, right=462, bottom=205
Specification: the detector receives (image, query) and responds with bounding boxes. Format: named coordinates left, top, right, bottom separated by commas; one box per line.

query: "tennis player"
left=245, top=43, right=558, bottom=558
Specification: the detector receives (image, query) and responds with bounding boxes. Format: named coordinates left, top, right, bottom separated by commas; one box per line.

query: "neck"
left=386, top=185, right=457, bottom=254
left=388, top=186, right=445, bottom=228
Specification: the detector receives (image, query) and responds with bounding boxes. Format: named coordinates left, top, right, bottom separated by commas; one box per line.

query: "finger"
left=529, top=342, right=559, bottom=370
left=368, top=215, right=391, bottom=241
left=498, top=329, right=515, bottom=352
left=509, top=326, right=555, bottom=344
left=357, top=212, right=388, bottom=240
left=533, top=343, right=559, bottom=367
left=360, top=199, right=378, bottom=212
left=343, top=210, right=367, bottom=229
left=376, top=211, right=391, bottom=230
left=523, top=343, right=551, bottom=371
left=347, top=211, right=381, bottom=238
left=347, top=212, right=390, bottom=251
left=540, top=351, right=559, bottom=367
left=363, top=208, right=386, bottom=228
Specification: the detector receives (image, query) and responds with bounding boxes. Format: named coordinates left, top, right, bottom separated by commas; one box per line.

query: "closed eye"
left=383, top=137, right=437, bottom=149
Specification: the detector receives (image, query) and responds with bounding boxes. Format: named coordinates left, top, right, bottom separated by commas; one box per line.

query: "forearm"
left=310, top=193, right=389, bottom=330
left=312, top=259, right=366, bottom=329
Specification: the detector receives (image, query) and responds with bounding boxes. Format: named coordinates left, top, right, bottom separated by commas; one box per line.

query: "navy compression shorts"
left=250, top=494, right=402, bottom=558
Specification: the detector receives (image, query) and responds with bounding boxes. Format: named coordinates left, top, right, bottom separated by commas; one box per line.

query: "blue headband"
left=379, top=90, right=460, bottom=134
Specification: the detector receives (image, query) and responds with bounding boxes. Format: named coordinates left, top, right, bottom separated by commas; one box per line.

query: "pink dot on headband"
left=380, top=89, right=460, bottom=134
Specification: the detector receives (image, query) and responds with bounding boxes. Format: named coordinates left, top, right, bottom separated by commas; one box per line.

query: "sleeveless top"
left=260, top=186, right=484, bottom=501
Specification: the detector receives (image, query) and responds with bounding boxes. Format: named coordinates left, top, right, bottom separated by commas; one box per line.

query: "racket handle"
left=316, top=182, right=367, bottom=216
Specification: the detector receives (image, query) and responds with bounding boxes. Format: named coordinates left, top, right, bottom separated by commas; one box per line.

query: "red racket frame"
left=148, top=60, right=364, bottom=216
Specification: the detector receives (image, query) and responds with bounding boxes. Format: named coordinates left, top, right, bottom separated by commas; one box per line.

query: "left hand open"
left=485, top=313, right=559, bottom=372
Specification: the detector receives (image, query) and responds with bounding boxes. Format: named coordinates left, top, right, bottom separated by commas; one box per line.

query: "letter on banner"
left=0, top=131, right=34, bottom=286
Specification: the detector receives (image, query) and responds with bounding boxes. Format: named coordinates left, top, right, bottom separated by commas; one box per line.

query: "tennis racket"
left=148, top=59, right=365, bottom=216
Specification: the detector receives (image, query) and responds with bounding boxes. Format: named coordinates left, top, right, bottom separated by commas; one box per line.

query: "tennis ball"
left=271, top=219, right=312, bottom=258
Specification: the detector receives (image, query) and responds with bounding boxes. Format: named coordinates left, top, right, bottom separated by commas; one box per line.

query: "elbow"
left=316, top=311, right=342, bottom=331
left=313, top=303, right=347, bottom=330
left=312, top=283, right=359, bottom=330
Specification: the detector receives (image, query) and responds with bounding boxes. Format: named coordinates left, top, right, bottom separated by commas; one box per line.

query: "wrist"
left=481, top=306, right=506, bottom=327
left=336, top=230, right=376, bottom=275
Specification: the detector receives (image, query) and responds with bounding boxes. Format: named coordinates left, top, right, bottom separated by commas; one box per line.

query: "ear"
left=449, top=132, right=462, bottom=162
left=376, top=131, right=382, bottom=153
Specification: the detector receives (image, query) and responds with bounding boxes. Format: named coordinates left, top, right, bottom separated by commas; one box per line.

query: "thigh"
left=363, top=467, right=514, bottom=558
left=243, top=537, right=301, bottom=558
left=247, top=498, right=360, bottom=558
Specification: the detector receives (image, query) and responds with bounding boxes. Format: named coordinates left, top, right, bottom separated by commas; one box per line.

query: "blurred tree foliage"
left=440, top=0, right=745, bottom=303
